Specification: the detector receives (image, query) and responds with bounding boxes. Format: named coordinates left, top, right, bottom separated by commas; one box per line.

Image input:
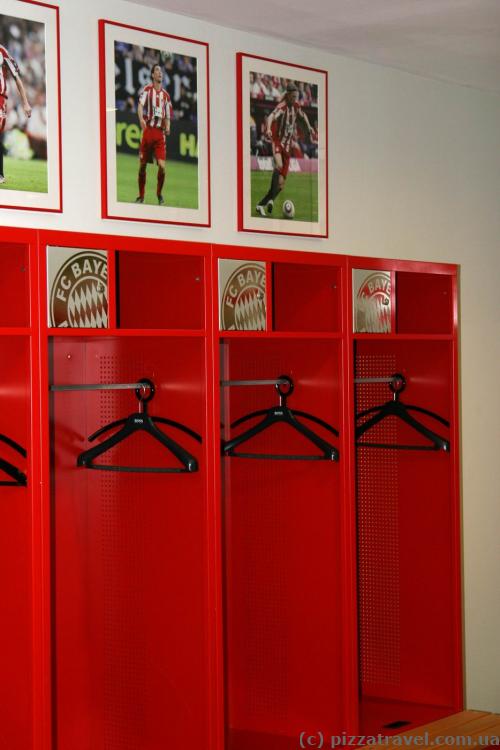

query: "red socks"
left=157, top=167, right=165, bottom=197
left=138, top=167, right=146, bottom=199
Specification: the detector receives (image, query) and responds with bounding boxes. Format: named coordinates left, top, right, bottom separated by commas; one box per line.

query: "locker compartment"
left=116, top=250, right=205, bottom=329
left=0, top=243, right=30, bottom=327
left=354, top=339, right=458, bottom=733
left=0, top=336, right=33, bottom=750
left=272, top=262, right=341, bottom=332
left=221, top=337, right=344, bottom=749
left=49, top=335, right=210, bottom=750
left=395, top=272, right=453, bottom=334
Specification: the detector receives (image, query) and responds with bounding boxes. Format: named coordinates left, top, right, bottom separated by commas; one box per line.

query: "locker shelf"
left=46, top=327, right=206, bottom=337
left=352, top=333, right=454, bottom=342
left=359, top=697, right=456, bottom=736
left=219, top=330, right=343, bottom=340
left=0, top=328, right=32, bottom=336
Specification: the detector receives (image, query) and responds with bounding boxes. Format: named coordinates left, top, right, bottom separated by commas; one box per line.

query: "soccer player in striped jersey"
left=256, top=81, right=314, bottom=217
left=135, top=63, right=172, bottom=205
left=0, top=44, right=32, bottom=184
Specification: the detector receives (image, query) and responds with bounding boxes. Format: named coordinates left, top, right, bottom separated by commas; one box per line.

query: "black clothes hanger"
left=222, top=376, right=340, bottom=461
left=0, top=433, right=27, bottom=487
left=355, top=373, right=450, bottom=452
left=77, top=379, right=202, bottom=473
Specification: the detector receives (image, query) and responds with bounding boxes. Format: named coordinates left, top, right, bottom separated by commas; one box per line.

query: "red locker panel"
left=49, top=335, right=210, bottom=750
left=0, top=336, right=33, bottom=750
left=396, top=272, right=453, bottom=334
left=221, top=337, right=344, bottom=749
left=355, top=339, right=458, bottom=730
left=117, top=251, right=205, bottom=329
left=272, top=262, right=341, bottom=332
left=0, top=243, right=30, bottom=327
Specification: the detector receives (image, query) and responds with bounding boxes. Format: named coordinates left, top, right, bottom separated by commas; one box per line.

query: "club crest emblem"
left=220, top=262, right=266, bottom=330
left=49, top=251, right=109, bottom=328
left=354, top=271, right=392, bottom=333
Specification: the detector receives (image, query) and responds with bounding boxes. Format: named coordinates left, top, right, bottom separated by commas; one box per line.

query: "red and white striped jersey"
left=138, top=84, right=172, bottom=129
left=0, top=45, right=20, bottom=98
left=270, top=100, right=306, bottom=152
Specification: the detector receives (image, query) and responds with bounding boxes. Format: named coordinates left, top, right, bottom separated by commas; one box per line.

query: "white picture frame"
left=99, top=19, right=210, bottom=227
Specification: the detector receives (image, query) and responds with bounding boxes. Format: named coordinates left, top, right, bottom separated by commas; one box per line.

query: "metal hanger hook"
left=388, top=373, right=406, bottom=401
left=275, top=375, right=294, bottom=406
left=135, top=378, right=155, bottom=406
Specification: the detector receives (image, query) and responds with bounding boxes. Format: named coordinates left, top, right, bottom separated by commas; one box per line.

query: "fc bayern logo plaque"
left=352, top=269, right=392, bottom=333
left=219, top=259, right=266, bottom=331
left=47, top=247, right=109, bottom=328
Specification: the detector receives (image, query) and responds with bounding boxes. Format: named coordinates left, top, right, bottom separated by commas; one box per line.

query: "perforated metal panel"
left=224, top=347, right=289, bottom=722
left=356, top=353, right=401, bottom=688
left=244, top=475, right=290, bottom=721
left=99, top=355, right=148, bottom=749
left=223, top=339, right=344, bottom=734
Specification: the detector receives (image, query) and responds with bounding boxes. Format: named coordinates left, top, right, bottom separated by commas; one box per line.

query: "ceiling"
left=127, top=0, right=500, bottom=94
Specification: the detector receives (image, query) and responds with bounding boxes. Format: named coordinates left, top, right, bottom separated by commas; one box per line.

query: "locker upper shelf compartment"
left=117, top=250, right=205, bottom=330
left=353, top=267, right=455, bottom=336
left=0, top=243, right=30, bottom=328
left=46, top=245, right=206, bottom=332
left=273, top=261, right=341, bottom=333
left=396, top=271, right=454, bottom=335
left=218, top=257, right=342, bottom=334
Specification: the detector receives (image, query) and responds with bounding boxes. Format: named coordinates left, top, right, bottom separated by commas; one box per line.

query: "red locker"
left=218, top=251, right=462, bottom=747
left=0, top=230, right=38, bottom=750
left=214, top=247, right=350, bottom=750
left=36, top=232, right=221, bottom=750
left=0, top=228, right=462, bottom=750
left=349, top=258, right=462, bottom=736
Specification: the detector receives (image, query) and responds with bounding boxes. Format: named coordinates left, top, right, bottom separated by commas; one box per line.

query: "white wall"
left=2, top=0, right=499, bottom=711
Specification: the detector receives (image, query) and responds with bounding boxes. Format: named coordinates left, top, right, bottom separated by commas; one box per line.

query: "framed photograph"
left=99, top=20, right=210, bottom=227
left=237, top=53, right=328, bottom=237
left=0, top=0, right=62, bottom=212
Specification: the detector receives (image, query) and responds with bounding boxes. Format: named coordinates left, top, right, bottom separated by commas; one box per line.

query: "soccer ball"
left=282, top=199, right=295, bottom=219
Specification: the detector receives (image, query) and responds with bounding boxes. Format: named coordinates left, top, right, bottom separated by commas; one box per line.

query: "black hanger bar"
left=77, top=379, right=202, bottom=473
left=355, top=373, right=450, bottom=452
left=78, top=416, right=201, bottom=472
left=0, top=434, right=27, bottom=486
left=223, top=375, right=339, bottom=461
left=0, top=433, right=27, bottom=458
left=357, top=401, right=450, bottom=428
left=0, top=433, right=27, bottom=484
left=0, top=457, right=27, bottom=486
left=86, top=415, right=201, bottom=445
